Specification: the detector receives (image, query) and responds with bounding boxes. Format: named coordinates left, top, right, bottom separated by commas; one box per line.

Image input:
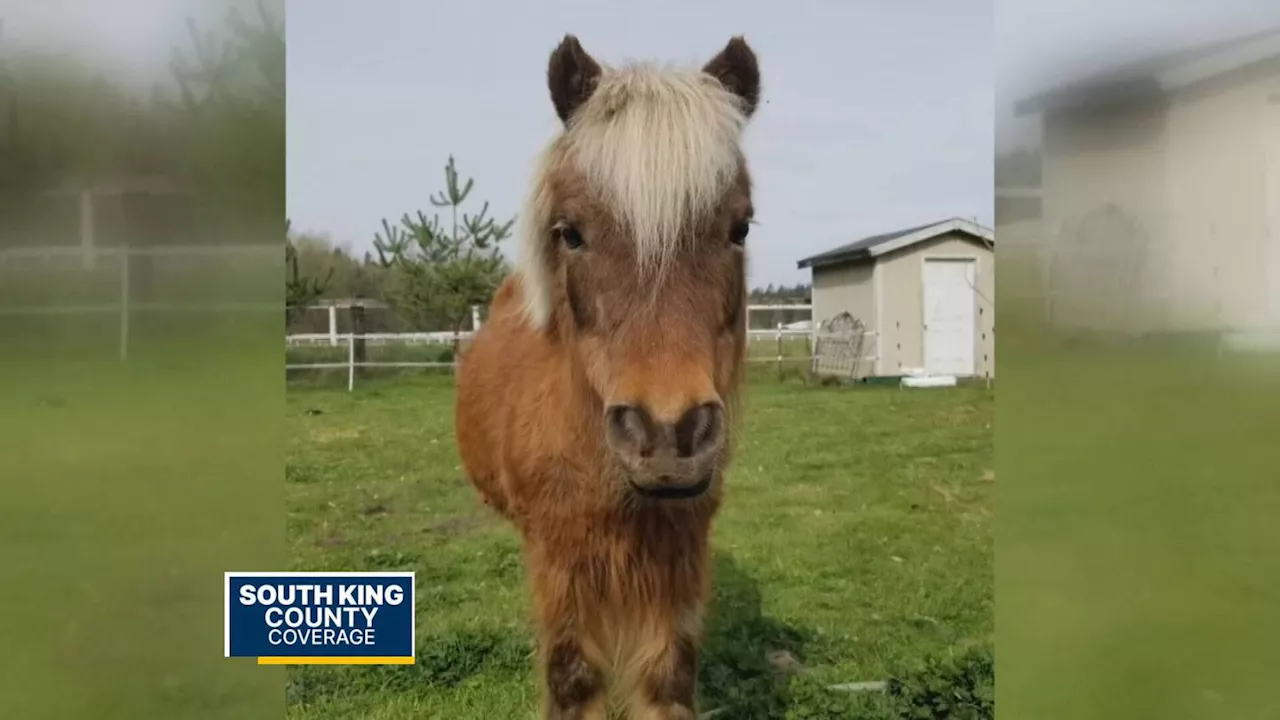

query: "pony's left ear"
left=703, top=36, right=760, bottom=117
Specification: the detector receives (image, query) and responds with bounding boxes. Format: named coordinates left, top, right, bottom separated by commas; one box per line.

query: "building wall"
left=1162, top=58, right=1280, bottom=331
left=1040, top=57, right=1280, bottom=332
left=1040, top=101, right=1170, bottom=331
left=876, top=232, right=995, bottom=378
left=809, top=261, right=877, bottom=378
left=811, top=261, right=876, bottom=329
left=1269, top=86, right=1280, bottom=323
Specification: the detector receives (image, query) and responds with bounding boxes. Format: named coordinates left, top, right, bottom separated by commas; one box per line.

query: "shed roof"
left=1016, top=27, right=1280, bottom=116
left=797, top=217, right=993, bottom=270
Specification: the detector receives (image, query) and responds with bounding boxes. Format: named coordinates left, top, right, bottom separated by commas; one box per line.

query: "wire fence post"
left=347, top=334, right=355, bottom=391
left=810, top=316, right=818, bottom=372
left=776, top=322, right=784, bottom=376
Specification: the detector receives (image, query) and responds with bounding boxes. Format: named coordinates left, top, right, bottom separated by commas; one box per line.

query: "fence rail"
left=2, top=242, right=280, bottom=359
left=287, top=324, right=827, bottom=390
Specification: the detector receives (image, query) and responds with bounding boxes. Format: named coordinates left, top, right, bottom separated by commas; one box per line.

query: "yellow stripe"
left=256, top=656, right=415, bottom=665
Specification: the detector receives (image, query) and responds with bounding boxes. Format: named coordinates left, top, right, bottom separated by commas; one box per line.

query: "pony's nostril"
left=673, top=403, right=723, bottom=458
left=606, top=404, right=656, bottom=457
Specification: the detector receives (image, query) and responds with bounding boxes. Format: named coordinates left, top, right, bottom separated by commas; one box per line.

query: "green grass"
left=0, top=335, right=284, bottom=719
left=285, top=375, right=993, bottom=718
left=997, top=328, right=1280, bottom=719
left=0, top=251, right=284, bottom=719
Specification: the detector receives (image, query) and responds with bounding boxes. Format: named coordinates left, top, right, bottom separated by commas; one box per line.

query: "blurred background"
left=996, top=1, right=1280, bottom=718
left=0, top=0, right=284, bottom=717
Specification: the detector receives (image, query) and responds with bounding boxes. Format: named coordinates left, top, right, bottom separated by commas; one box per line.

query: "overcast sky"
left=0, top=0, right=275, bottom=92
left=287, top=0, right=995, bottom=289
left=996, top=0, right=1280, bottom=149
left=6, top=2, right=1279, bottom=287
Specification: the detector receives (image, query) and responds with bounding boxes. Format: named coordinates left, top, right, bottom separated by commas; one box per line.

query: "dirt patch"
left=310, top=427, right=361, bottom=444
left=423, top=513, right=490, bottom=538
left=766, top=650, right=804, bottom=676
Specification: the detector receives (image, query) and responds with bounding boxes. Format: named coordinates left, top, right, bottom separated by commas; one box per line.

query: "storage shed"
left=798, top=218, right=995, bottom=379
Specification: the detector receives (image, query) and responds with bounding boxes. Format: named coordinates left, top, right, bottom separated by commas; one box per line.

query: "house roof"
left=1016, top=28, right=1280, bottom=116
left=796, top=218, right=994, bottom=270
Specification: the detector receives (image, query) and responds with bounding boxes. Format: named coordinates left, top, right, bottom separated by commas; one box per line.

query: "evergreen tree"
left=373, top=156, right=514, bottom=338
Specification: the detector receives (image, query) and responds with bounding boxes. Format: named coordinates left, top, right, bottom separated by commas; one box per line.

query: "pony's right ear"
left=547, top=34, right=602, bottom=124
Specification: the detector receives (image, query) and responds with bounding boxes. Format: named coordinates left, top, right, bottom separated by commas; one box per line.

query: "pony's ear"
left=547, top=34, right=602, bottom=124
left=703, top=36, right=760, bottom=118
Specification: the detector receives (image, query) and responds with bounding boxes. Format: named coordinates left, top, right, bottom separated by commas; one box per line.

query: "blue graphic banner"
left=224, top=572, right=415, bottom=664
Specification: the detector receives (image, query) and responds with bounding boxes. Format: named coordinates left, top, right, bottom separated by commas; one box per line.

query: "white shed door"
left=922, top=259, right=977, bottom=376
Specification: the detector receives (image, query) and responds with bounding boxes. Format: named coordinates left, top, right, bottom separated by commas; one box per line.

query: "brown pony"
left=455, top=34, right=760, bottom=719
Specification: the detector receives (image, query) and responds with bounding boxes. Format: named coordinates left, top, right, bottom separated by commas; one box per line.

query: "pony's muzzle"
left=605, top=402, right=725, bottom=497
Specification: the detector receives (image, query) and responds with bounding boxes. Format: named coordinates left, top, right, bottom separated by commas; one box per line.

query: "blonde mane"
left=520, top=62, right=750, bottom=329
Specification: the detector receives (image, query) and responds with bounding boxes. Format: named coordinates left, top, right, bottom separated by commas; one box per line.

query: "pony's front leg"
left=626, top=632, right=699, bottom=720
left=540, top=635, right=608, bottom=720
left=531, top=560, right=608, bottom=720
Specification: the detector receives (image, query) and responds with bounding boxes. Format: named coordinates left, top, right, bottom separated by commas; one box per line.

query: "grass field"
left=996, top=329, right=1280, bottom=719
left=285, top=374, right=993, bottom=718
left=0, top=337, right=284, bottom=720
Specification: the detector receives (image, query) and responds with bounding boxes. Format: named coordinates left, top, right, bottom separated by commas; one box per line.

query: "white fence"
left=0, top=245, right=830, bottom=386
left=287, top=304, right=820, bottom=390
left=285, top=333, right=458, bottom=391
left=0, top=243, right=279, bottom=359
left=286, top=328, right=819, bottom=391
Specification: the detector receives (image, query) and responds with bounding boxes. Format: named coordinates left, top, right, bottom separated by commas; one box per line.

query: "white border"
left=224, top=571, right=417, bottom=659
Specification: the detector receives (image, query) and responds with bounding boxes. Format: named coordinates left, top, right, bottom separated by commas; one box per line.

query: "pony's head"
left=519, top=35, right=760, bottom=500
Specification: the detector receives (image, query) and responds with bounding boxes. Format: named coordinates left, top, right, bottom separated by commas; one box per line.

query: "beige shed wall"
left=1162, top=59, right=1280, bottom=330
left=1039, top=58, right=1280, bottom=332
left=810, top=262, right=877, bottom=376
left=1040, top=103, right=1169, bottom=331
left=811, top=261, right=876, bottom=329
left=876, top=232, right=995, bottom=378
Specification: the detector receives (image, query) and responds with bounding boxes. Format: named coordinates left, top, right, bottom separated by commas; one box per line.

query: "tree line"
left=748, top=283, right=811, bottom=304
left=0, top=1, right=284, bottom=247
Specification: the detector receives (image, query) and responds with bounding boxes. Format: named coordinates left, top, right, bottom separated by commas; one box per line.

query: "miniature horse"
left=455, top=34, right=760, bottom=719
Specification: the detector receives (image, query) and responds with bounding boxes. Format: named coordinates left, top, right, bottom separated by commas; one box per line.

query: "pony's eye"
left=729, top=221, right=750, bottom=246
left=559, top=225, right=584, bottom=250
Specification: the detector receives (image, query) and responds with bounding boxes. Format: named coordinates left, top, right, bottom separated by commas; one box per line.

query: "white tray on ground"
left=901, top=375, right=957, bottom=388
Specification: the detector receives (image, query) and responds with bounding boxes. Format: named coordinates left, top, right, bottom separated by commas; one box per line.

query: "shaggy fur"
left=455, top=35, right=760, bottom=719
